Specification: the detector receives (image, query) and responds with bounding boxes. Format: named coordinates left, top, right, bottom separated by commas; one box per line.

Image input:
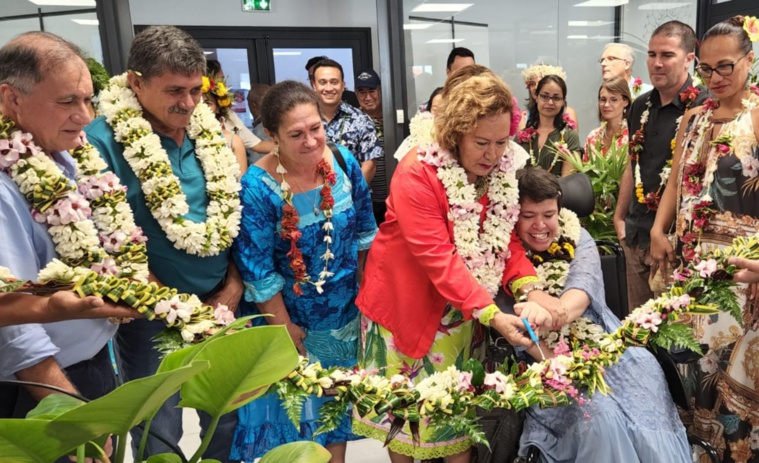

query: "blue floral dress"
left=230, top=145, right=377, bottom=461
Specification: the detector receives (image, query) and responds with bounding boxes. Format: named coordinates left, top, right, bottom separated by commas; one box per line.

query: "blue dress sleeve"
left=338, top=145, right=378, bottom=251
left=563, top=228, right=622, bottom=330
left=232, top=168, right=285, bottom=303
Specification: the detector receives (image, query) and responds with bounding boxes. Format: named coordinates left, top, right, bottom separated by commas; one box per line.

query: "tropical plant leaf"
left=172, top=325, right=299, bottom=417
left=650, top=323, right=702, bottom=354
left=259, top=441, right=331, bottom=463
left=145, top=454, right=184, bottom=463
left=25, top=394, right=84, bottom=420
left=0, top=419, right=62, bottom=463
left=314, top=398, right=349, bottom=436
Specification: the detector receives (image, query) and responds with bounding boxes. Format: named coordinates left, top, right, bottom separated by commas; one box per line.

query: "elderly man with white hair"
left=599, top=42, right=653, bottom=99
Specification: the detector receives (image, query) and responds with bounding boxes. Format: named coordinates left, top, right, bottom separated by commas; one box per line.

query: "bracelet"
left=473, top=303, right=499, bottom=326
left=516, top=281, right=544, bottom=302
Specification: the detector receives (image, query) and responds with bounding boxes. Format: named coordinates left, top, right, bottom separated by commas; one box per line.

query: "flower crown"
left=744, top=16, right=759, bottom=42
left=522, top=64, right=567, bottom=82
left=202, top=76, right=232, bottom=108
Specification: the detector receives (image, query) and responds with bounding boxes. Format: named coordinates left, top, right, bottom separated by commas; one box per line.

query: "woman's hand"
left=650, top=228, right=675, bottom=279
left=525, top=290, right=566, bottom=329
left=285, top=322, right=307, bottom=356
left=490, top=312, right=532, bottom=348
left=729, top=257, right=759, bottom=284
left=513, top=301, right=553, bottom=331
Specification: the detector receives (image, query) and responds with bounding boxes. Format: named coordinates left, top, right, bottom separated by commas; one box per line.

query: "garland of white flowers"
left=0, top=117, right=148, bottom=283
left=418, top=141, right=527, bottom=296
left=98, top=73, right=242, bottom=257
left=531, top=209, right=581, bottom=296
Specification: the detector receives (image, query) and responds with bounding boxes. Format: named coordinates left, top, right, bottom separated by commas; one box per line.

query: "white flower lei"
left=98, top=73, right=242, bottom=257
left=418, top=140, right=527, bottom=297
left=632, top=99, right=652, bottom=199
left=0, top=121, right=149, bottom=283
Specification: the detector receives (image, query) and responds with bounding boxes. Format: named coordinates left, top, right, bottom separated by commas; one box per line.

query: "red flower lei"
left=278, top=158, right=337, bottom=296
left=629, top=86, right=701, bottom=210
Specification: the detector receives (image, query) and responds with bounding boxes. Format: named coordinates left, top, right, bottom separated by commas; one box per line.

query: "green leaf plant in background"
left=0, top=318, right=304, bottom=463
left=560, top=140, right=628, bottom=244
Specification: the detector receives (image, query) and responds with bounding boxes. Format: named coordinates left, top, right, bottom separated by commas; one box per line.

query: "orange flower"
left=744, top=16, right=759, bottom=42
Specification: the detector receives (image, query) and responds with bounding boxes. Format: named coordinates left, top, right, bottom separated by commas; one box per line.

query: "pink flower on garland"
left=516, top=127, right=537, bottom=144
left=562, top=113, right=577, bottom=131
left=632, top=77, right=643, bottom=94
left=695, top=259, right=718, bottom=278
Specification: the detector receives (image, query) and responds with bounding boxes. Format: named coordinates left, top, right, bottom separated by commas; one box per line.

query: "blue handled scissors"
left=522, top=317, right=546, bottom=361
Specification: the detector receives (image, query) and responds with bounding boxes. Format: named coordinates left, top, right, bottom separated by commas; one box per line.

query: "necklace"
left=286, top=168, right=323, bottom=217
left=274, top=151, right=337, bottom=295
left=418, top=140, right=526, bottom=297
left=98, top=73, right=242, bottom=257
left=630, top=86, right=701, bottom=210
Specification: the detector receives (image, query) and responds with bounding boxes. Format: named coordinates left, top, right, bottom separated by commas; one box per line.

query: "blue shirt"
left=0, top=151, right=116, bottom=377
left=84, top=116, right=229, bottom=295
left=324, top=102, right=383, bottom=163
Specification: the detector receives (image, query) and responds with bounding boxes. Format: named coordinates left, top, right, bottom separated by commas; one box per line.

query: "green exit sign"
left=242, top=0, right=271, bottom=11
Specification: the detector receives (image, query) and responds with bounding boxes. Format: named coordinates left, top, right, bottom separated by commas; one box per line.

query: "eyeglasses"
left=598, top=56, right=627, bottom=64
left=695, top=52, right=750, bottom=78
left=598, top=96, right=622, bottom=106
left=538, top=93, right=564, bottom=104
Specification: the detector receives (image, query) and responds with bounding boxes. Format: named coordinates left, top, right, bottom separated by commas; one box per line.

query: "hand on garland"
left=490, top=312, right=533, bottom=348
left=45, top=291, right=139, bottom=322
left=525, top=290, right=566, bottom=329
left=729, top=256, right=759, bottom=283
left=514, top=301, right=554, bottom=333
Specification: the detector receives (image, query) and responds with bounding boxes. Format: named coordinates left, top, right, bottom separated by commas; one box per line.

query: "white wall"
left=128, top=0, right=379, bottom=69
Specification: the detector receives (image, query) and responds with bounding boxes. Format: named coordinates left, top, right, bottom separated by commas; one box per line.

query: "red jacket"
left=356, top=150, right=536, bottom=358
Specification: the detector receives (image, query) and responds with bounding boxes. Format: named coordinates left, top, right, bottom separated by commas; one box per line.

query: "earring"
left=272, top=145, right=279, bottom=156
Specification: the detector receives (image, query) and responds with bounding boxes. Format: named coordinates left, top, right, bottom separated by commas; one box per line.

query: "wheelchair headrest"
left=558, top=172, right=594, bottom=218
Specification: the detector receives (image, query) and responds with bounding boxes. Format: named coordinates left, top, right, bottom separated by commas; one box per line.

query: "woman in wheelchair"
left=513, top=167, right=691, bottom=463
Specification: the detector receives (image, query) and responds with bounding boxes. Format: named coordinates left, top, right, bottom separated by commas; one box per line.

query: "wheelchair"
left=480, top=173, right=720, bottom=463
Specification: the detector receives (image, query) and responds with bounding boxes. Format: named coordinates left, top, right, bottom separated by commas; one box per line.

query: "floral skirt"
left=679, top=211, right=759, bottom=463
left=352, top=306, right=485, bottom=459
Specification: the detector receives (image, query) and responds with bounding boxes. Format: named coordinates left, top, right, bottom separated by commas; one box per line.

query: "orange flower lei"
left=276, top=156, right=337, bottom=296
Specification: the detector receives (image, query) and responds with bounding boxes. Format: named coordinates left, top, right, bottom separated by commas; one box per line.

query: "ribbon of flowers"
left=0, top=116, right=235, bottom=352
left=417, top=141, right=525, bottom=297
left=632, top=77, right=643, bottom=97
left=275, top=152, right=337, bottom=296
left=272, top=231, right=759, bottom=448
left=630, top=87, right=700, bottom=211
left=677, top=93, right=759, bottom=264
left=98, top=73, right=242, bottom=257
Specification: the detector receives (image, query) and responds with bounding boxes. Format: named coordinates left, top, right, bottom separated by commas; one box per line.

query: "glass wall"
left=0, top=0, right=103, bottom=63
left=401, top=0, right=698, bottom=142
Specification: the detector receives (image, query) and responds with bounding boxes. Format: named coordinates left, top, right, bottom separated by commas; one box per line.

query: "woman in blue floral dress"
left=230, top=81, right=377, bottom=462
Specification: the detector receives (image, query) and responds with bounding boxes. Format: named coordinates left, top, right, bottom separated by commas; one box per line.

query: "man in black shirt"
left=613, top=21, right=707, bottom=311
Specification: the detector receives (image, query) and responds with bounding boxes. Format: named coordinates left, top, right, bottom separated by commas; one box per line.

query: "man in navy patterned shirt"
left=311, top=58, right=382, bottom=183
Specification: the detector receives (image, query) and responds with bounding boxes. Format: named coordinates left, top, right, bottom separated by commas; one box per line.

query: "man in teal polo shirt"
left=85, top=26, right=243, bottom=462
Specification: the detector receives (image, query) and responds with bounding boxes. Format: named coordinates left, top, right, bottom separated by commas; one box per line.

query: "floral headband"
left=522, top=64, right=567, bottom=83
left=745, top=16, right=759, bottom=42
left=202, top=76, right=232, bottom=108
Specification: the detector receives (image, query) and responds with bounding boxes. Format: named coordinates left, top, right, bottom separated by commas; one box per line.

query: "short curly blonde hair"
left=434, top=72, right=514, bottom=157
left=521, top=64, right=567, bottom=83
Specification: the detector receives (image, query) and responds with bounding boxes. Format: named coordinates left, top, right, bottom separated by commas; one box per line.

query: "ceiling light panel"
left=412, top=3, right=473, bottom=13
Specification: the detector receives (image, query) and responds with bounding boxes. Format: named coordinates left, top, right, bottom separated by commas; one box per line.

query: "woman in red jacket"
left=353, top=69, right=554, bottom=463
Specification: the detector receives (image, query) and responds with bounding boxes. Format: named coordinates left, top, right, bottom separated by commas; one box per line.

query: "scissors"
left=522, top=317, right=546, bottom=361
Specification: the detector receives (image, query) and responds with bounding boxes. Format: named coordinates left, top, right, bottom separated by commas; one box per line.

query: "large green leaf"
left=0, top=419, right=62, bottom=463
left=174, top=325, right=299, bottom=416
left=145, top=454, right=183, bottom=463
left=44, top=360, right=209, bottom=448
left=26, top=394, right=84, bottom=420
left=259, top=441, right=331, bottom=463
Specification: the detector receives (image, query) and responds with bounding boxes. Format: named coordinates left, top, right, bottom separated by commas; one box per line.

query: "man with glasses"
left=599, top=43, right=652, bottom=99
left=613, top=21, right=707, bottom=311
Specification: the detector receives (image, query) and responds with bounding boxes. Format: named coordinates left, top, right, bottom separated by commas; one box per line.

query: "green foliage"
left=314, top=397, right=349, bottom=436
left=561, top=139, right=628, bottom=242
left=429, top=413, right=489, bottom=449
left=259, top=441, right=331, bottom=463
left=650, top=323, right=702, bottom=354
left=85, top=58, right=110, bottom=97
left=276, top=380, right=307, bottom=429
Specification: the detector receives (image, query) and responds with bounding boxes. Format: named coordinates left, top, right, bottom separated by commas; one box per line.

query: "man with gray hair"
left=85, top=25, right=243, bottom=461
left=0, top=31, right=139, bottom=457
left=599, top=42, right=653, bottom=98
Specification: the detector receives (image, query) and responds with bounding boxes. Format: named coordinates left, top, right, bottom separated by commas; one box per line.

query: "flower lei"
left=518, top=127, right=569, bottom=173
left=0, top=116, right=148, bottom=282
left=629, top=86, right=700, bottom=210
left=274, top=231, right=759, bottom=448
left=0, top=115, right=235, bottom=350
left=275, top=152, right=337, bottom=296
left=677, top=93, right=759, bottom=263
left=201, top=75, right=232, bottom=108
left=98, top=73, right=242, bottom=257
left=418, top=141, right=525, bottom=297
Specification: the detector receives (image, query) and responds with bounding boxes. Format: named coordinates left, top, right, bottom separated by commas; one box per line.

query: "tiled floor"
left=124, top=409, right=394, bottom=462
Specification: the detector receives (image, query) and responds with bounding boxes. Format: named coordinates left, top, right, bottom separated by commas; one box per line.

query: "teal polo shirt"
left=84, top=116, right=229, bottom=295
